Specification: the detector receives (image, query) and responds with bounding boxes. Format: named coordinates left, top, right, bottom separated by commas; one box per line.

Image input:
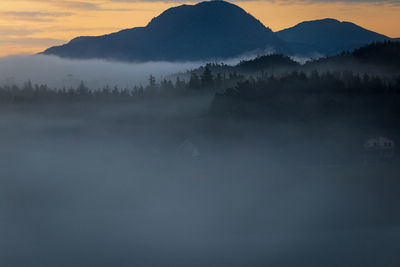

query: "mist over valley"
left=1, top=1, right=400, bottom=266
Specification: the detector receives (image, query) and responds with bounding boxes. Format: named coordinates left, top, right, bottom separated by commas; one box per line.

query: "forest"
left=2, top=42, right=400, bottom=132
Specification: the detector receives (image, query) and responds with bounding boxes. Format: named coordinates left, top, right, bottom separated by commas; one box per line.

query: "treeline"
left=340, top=41, right=400, bottom=68
left=2, top=68, right=400, bottom=125
left=0, top=65, right=242, bottom=104
left=211, top=70, right=400, bottom=124
left=189, top=42, right=400, bottom=77
left=1, top=41, right=399, bottom=125
left=0, top=81, right=136, bottom=104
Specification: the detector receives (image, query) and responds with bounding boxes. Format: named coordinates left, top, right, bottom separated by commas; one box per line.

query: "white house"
left=178, top=139, right=201, bottom=158
left=364, top=136, right=395, bottom=161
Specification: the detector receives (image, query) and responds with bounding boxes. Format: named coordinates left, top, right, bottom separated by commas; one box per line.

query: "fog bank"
left=0, top=55, right=204, bottom=89
left=0, top=50, right=314, bottom=91
left=0, top=100, right=399, bottom=266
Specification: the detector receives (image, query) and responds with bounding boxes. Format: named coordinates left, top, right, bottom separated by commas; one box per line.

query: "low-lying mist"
left=0, top=52, right=311, bottom=91
left=0, top=55, right=204, bottom=89
left=0, top=97, right=399, bottom=266
left=1, top=44, right=399, bottom=266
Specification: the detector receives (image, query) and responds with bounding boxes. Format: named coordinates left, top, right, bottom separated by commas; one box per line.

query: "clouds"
left=51, top=1, right=102, bottom=10
left=9, top=0, right=103, bottom=11
left=0, top=0, right=171, bottom=56
left=6, top=0, right=154, bottom=11
left=0, top=26, right=43, bottom=37
left=0, top=38, right=66, bottom=47
left=1, top=11, right=73, bottom=22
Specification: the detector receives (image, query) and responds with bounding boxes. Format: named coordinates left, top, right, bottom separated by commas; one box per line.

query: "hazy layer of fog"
left=0, top=48, right=311, bottom=90
left=0, top=55, right=204, bottom=89
left=0, top=97, right=399, bottom=266
left=0, top=49, right=398, bottom=266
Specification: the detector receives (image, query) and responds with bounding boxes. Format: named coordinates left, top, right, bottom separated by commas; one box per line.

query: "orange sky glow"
left=0, top=0, right=399, bottom=57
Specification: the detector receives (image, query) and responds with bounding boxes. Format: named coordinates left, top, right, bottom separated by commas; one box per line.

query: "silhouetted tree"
left=201, top=65, right=214, bottom=88
left=149, top=75, right=156, bottom=88
left=188, top=73, right=201, bottom=90
left=77, top=81, right=90, bottom=96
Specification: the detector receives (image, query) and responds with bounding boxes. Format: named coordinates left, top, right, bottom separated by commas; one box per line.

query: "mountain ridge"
left=276, top=18, right=391, bottom=56
left=44, top=1, right=284, bottom=62
left=43, top=1, right=396, bottom=61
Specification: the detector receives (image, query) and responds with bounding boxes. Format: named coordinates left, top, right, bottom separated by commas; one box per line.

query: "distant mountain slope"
left=276, top=18, right=391, bottom=56
left=236, top=54, right=298, bottom=72
left=186, top=41, right=400, bottom=78
left=43, top=1, right=284, bottom=62
left=352, top=41, right=400, bottom=66
left=306, top=41, right=400, bottom=71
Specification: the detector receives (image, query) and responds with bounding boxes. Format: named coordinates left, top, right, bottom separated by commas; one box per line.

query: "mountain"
left=43, top=2, right=397, bottom=61
left=276, top=18, right=391, bottom=56
left=305, top=41, right=400, bottom=72
left=187, top=41, right=400, bottom=81
left=43, top=1, right=285, bottom=62
left=236, top=54, right=298, bottom=72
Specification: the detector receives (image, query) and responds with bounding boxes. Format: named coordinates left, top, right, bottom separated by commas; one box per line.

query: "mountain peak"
left=43, top=0, right=283, bottom=61
left=42, top=1, right=394, bottom=61
left=303, top=18, right=339, bottom=24
left=276, top=18, right=390, bottom=56
left=147, top=0, right=267, bottom=30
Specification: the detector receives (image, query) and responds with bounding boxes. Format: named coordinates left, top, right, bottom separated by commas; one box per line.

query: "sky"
left=0, top=0, right=399, bottom=57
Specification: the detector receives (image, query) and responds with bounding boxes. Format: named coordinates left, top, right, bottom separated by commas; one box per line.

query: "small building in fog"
left=364, top=136, right=395, bottom=162
left=178, top=139, right=201, bottom=159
